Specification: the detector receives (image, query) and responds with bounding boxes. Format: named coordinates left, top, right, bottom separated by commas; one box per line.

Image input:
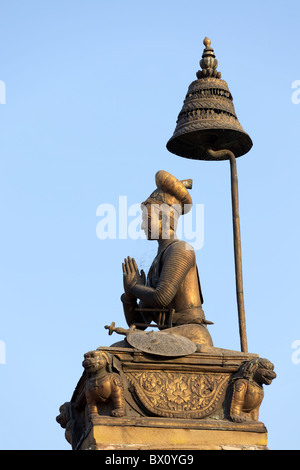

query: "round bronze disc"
left=126, top=330, right=197, bottom=357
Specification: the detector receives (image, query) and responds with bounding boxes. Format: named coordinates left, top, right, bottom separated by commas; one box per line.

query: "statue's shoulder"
left=165, top=240, right=196, bottom=259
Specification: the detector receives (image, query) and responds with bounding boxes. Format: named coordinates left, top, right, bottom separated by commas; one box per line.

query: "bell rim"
left=166, top=128, right=253, bottom=160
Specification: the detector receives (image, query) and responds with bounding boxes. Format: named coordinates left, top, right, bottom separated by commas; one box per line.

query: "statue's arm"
left=121, top=294, right=155, bottom=329
left=121, top=257, right=149, bottom=328
left=120, top=293, right=140, bottom=328
left=131, top=241, right=195, bottom=308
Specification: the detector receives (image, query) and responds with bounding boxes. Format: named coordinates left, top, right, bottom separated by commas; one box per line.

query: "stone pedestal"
left=57, top=346, right=272, bottom=450
left=80, top=416, right=267, bottom=450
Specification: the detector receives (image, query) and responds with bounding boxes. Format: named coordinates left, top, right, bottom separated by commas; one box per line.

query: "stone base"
left=57, top=345, right=274, bottom=451
left=80, top=416, right=268, bottom=451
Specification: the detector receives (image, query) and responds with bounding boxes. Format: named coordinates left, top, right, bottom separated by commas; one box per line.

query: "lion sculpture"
left=82, top=350, right=126, bottom=420
left=230, top=357, right=276, bottom=423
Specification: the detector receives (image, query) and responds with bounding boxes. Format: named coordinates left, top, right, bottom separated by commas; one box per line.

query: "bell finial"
left=203, top=37, right=211, bottom=48
left=197, top=37, right=221, bottom=79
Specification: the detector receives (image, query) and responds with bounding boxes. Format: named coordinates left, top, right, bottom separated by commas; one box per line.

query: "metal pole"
left=207, top=148, right=248, bottom=353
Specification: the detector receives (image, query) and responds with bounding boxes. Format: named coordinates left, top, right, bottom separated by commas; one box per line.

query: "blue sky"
left=0, top=0, right=299, bottom=450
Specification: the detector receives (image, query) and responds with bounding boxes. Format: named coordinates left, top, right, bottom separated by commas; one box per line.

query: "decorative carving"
left=197, top=37, right=221, bottom=80
left=230, top=358, right=276, bottom=423
left=82, top=350, right=126, bottom=420
left=56, top=402, right=74, bottom=445
left=56, top=347, right=275, bottom=449
left=126, top=371, right=229, bottom=419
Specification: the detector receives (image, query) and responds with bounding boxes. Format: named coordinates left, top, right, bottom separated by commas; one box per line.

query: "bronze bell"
left=166, top=38, right=252, bottom=160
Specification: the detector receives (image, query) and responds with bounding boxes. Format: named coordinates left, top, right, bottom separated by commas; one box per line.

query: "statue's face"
left=82, top=351, right=106, bottom=373
left=141, top=204, right=161, bottom=240
left=253, top=360, right=277, bottom=386
left=141, top=203, right=177, bottom=241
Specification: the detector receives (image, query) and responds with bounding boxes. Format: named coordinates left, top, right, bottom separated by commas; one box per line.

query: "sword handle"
left=104, top=322, right=136, bottom=336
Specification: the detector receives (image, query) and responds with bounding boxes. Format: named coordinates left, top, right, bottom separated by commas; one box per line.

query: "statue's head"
left=141, top=170, right=193, bottom=240
left=82, top=350, right=111, bottom=374
left=241, top=358, right=277, bottom=386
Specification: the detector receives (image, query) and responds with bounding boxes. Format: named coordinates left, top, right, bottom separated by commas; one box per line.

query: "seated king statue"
left=120, top=170, right=214, bottom=349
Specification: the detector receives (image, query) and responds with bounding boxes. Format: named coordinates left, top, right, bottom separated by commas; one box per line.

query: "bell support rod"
left=206, top=148, right=248, bottom=353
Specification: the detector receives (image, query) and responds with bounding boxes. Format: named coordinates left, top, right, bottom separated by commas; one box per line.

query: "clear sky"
left=0, top=0, right=299, bottom=450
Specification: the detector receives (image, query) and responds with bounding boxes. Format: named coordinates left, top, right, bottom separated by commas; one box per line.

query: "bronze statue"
left=82, top=350, right=126, bottom=420
left=56, top=38, right=277, bottom=451
left=121, top=170, right=213, bottom=348
left=230, top=358, right=277, bottom=423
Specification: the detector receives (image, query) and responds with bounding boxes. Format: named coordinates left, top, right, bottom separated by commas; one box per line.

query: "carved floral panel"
left=126, top=371, right=229, bottom=419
